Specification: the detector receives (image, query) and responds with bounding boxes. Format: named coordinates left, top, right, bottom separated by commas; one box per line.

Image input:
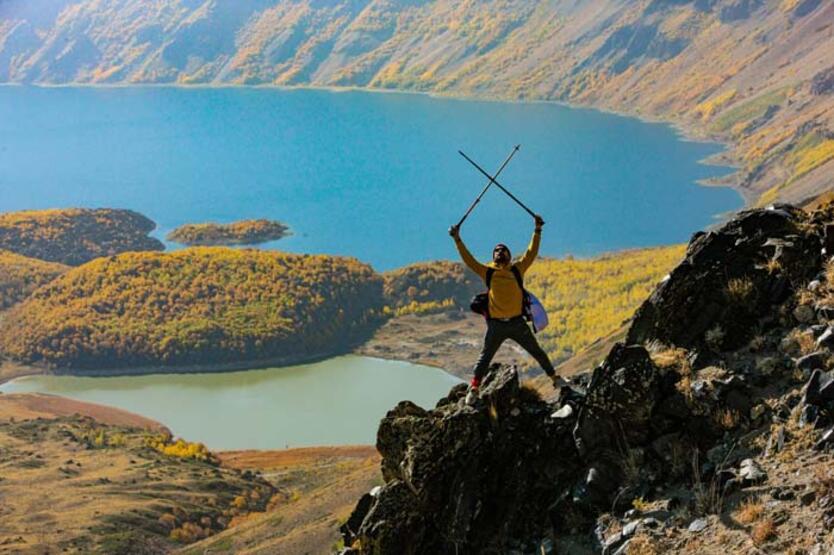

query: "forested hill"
left=1, top=0, right=833, bottom=204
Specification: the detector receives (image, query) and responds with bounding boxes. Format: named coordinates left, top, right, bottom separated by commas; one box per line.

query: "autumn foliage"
left=524, top=246, right=685, bottom=362
left=166, top=219, right=290, bottom=246
left=0, top=247, right=383, bottom=369
left=0, top=208, right=164, bottom=265
left=382, top=261, right=481, bottom=316
left=0, top=250, right=68, bottom=310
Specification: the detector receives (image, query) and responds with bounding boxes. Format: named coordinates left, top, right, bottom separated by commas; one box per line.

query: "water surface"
left=0, top=86, right=740, bottom=270
left=0, top=356, right=461, bottom=449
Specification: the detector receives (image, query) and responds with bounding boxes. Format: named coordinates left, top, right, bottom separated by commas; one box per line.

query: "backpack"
left=469, top=266, right=549, bottom=332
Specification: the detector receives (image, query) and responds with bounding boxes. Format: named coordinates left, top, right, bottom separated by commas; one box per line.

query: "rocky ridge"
left=342, top=200, right=834, bottom=553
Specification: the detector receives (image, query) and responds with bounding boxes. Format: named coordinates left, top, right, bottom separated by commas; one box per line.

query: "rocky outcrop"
left=811, top=66, right=834, bottom=96
left=627, top=205, right=821, bottom=351
left=343, top=203, right=834, bottom=553
left=342, top=368, right=581, bottom=554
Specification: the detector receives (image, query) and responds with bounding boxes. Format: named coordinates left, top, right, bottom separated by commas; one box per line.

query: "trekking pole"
left=456, top=145, right=520, bottom=228
left=458, top=150, right=537, bottom=218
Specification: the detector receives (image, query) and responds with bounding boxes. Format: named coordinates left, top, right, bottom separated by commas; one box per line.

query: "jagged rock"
left=551, top=405, right=573, bottom=418
left=815, top=428, right=834, bottom=451
left=345, top=366, right=581, bottom=554
left=687, top=518, right=709, bottom=533
left=811, top=66, right=834, bottom=95
left=803, top=369, right=834, bottom=406
left=801, top=489, right=817, bottom=506
left=817, top=305, right=834, bottom=321
left=574, top=344, right=662, bottom=460
left=818, top=327, right=834, bottom=349
left=738, top=458, right=767, bottom=485
left=340, top=492, right=375, bottom=543
left=628, top=206, right=822, bottom=351
left=797, top=351, right=827, bottom=372
left=756, top=356, right=780, bottom=376
left=794, top=303, right=817, bottom=323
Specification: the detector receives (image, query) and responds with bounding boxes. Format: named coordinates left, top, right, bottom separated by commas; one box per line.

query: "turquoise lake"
left=0, top=86, right=740, bottom=270
left=0, top=356, right=461, bottom=449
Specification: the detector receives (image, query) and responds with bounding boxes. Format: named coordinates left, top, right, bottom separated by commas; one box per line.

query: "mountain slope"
left=1, top=0, right=832, bottom=202
left=340, top=202, right=834, bottom=554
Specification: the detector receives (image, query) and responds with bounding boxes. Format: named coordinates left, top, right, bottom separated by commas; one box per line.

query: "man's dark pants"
left=473, top=316, right=555, bottom=382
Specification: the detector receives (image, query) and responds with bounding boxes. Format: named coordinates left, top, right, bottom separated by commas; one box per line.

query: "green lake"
left=0, top=356, right=461, bottom=450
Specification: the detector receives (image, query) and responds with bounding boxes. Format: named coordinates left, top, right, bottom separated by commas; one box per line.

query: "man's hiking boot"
left=551, top=374, right=570, bottom=390
left=465, top=386, right=479, bottom=406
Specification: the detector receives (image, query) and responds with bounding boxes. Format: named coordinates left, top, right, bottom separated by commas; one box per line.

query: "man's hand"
left=449, top=224, right=460, bottom=238
left=534, top=214, right=545, bottom=230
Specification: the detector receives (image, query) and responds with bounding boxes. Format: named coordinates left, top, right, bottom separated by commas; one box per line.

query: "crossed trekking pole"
left=454, top=145, right=543, bottom=228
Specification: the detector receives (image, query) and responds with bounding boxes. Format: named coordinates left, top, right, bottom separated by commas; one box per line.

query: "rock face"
left=342, top=367, right=581, bottom=554
left=343, top=204, right=834, bottom=553
left=627, top=205, right=820, bottom=351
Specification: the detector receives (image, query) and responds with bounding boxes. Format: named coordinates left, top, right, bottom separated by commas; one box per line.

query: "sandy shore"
left=0, top=391, right=168, bottom=431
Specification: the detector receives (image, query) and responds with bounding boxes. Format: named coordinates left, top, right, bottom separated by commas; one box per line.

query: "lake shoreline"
left=2, top=81, right=746, bottom=209
left=0, top=349, right=344, bottom=385
left=1, top=355, right=460, bottom=449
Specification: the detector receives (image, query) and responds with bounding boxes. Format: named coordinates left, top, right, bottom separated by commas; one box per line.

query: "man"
left=449, top=215, right=568, bottom=404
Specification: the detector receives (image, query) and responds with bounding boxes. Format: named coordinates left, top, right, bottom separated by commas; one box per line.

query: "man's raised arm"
left=449, top=225, right=488, bottom=280
left=517, top=215, right=544, bottom=274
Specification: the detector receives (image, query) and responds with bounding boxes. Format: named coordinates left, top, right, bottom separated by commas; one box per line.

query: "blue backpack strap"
left=485, top=267, right=496, bottom=290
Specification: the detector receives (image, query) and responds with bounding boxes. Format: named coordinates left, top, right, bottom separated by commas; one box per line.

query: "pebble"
left=756, top=356, right=779, bottom=376
left=688, top=518, right=709, bottom=533
left=795, top=304, right=817, bottom=324
left=739, top=458, right=767, bottom=484
left=800, top=490, right=817, bottom=506
left=550, top=405, right=573, bottom=419
left=817, top=327, right=834, bottom=349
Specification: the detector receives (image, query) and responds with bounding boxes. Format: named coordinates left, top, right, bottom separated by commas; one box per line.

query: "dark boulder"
left=628, top=206, right=822, bottom=351
left=345, top=366, right=581, bottom=554
left=574, top=344, right=663, bottom=461
left=811, top=67, right=834, bottom=96
left=344, top=346, right=702, bottom=552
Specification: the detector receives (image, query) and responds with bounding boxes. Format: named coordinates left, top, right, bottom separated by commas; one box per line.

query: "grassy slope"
left=182, top=448, right=381, bottom=555
left=1, top=1, right=832, bottom=203
left=0, top=416, right=276, bottom=554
